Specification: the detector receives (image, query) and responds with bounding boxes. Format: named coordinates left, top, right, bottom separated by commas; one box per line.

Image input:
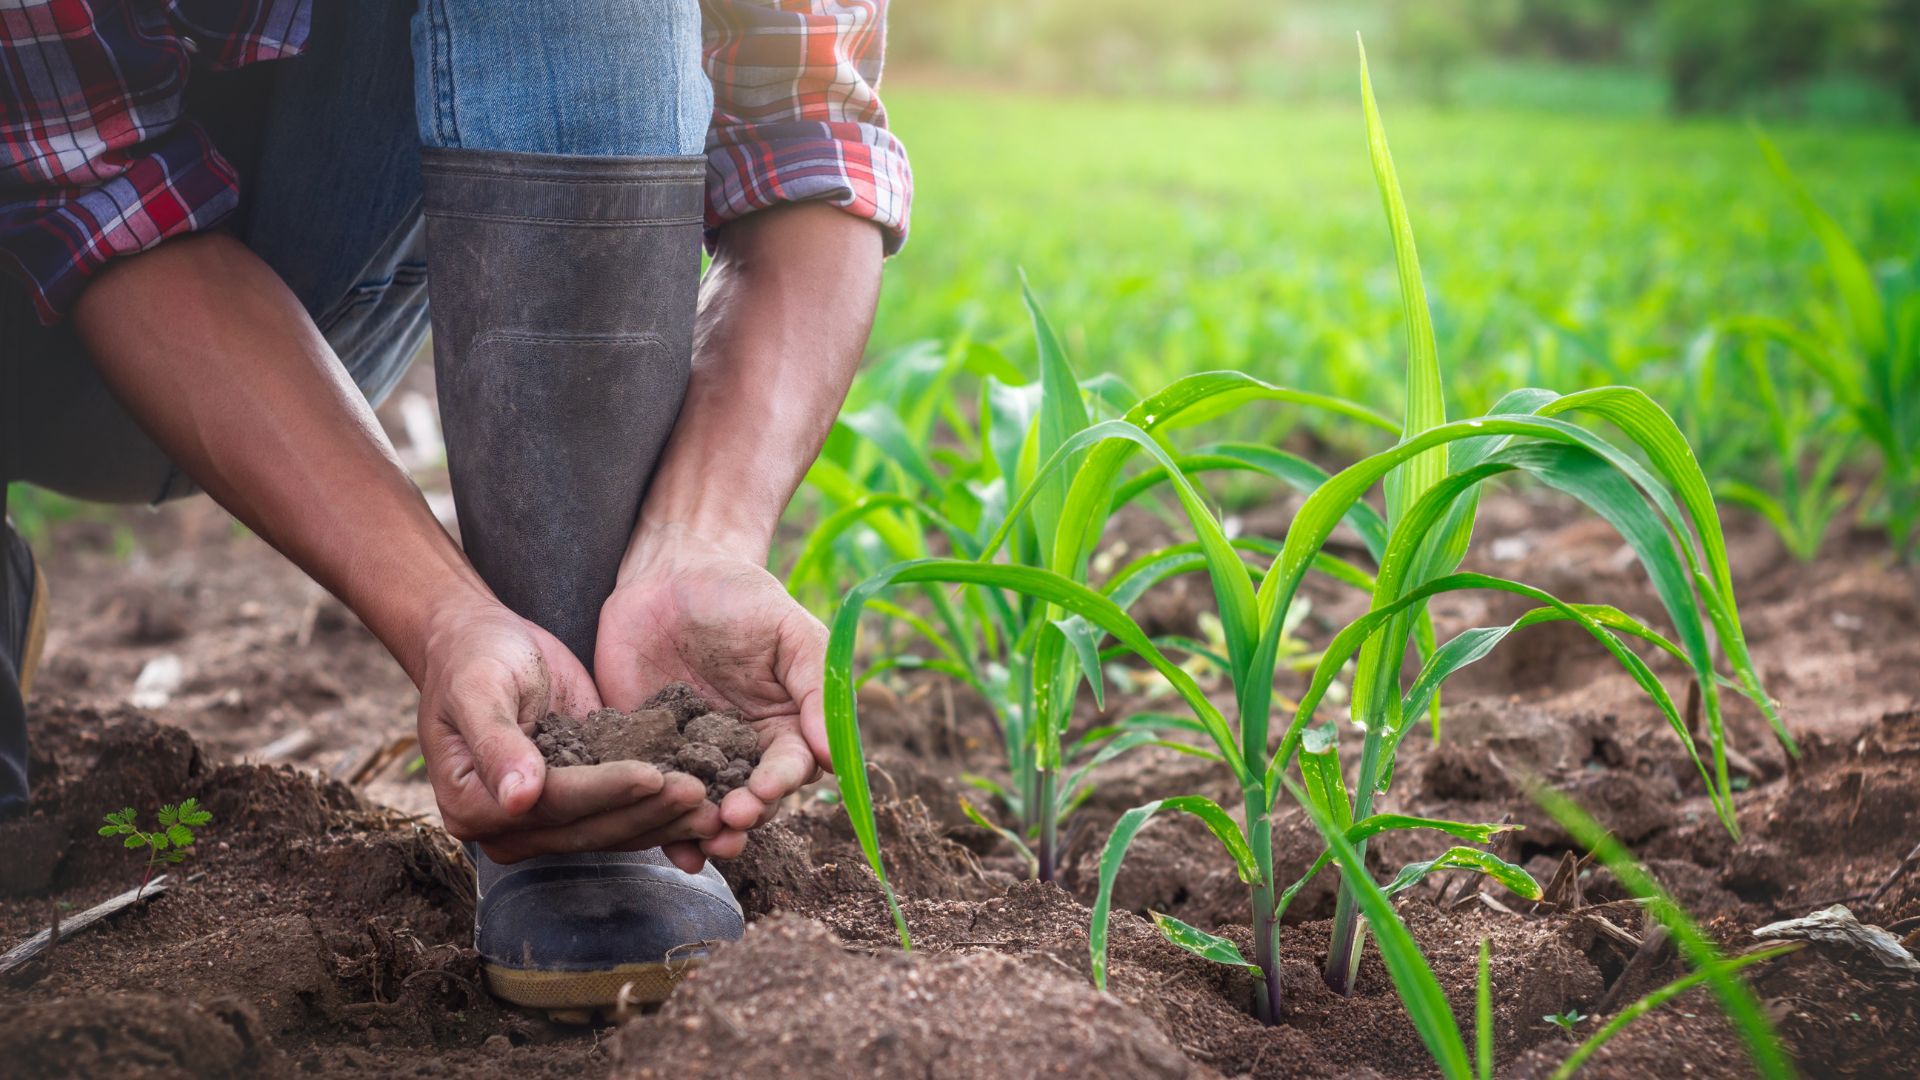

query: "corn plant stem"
left=1325, top=731, right=1387, bottom=994
left=1248, top=803, right=1282, bottom=1025
left=1037, top=769, right=1060, bottom=881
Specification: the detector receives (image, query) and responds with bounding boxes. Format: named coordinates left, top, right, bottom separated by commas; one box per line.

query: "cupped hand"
left=595, top=523, right=832, bottom=869
left=416, top=595, right=720, bottom=863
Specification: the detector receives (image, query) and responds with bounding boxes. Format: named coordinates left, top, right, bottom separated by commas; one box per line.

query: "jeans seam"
left=430, top=0, right=459, bottom=148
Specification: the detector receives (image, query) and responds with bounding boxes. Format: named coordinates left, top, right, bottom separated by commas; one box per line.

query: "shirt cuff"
left=704, top=121, right=911, bottom=255
left=0, top=123, right=240, bottom=325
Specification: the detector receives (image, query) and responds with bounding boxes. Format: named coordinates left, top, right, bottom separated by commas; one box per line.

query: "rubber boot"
left=421, top=148, right=743, bottom=1020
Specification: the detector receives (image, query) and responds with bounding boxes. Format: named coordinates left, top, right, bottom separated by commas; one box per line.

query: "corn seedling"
left=98, top=798, right=212, bottom=899
left=796, top=313, right=1219, bottom=880
left=1275, top=43, right=1792, bottom=998
left=1721, top=133, right=1920, bottom=559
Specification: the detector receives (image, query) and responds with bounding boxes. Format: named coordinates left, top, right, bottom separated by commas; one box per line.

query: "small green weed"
left=99, top=798, right=213, bottom=898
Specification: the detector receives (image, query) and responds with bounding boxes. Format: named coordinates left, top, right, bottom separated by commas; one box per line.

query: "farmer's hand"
left=417, top=594, right=719, bottom=863
left=596, top=522, right=832, bottom=869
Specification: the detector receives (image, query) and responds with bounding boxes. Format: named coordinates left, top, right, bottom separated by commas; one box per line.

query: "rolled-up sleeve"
left=700, top=0, right=911, bottom=254
left=0, top=0, right=308, bottom=324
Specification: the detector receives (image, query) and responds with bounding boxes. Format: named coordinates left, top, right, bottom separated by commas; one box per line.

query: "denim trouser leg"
left=412, top=0, right=710, bottom=156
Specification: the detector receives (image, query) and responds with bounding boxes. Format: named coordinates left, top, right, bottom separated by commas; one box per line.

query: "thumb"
left=783, top=610, right=834, bottom=774
left=451, top=658, right=549, bottom=817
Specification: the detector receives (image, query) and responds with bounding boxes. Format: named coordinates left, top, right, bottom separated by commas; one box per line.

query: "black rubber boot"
left=1, top=511, right=48, bottom=819
left=421, top=148, right=742, bottom=1020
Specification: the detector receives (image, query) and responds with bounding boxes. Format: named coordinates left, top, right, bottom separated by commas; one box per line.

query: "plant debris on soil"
left=533, top=683, right=762, bottom=803
left=5, top=492, right=1919, bottom=1079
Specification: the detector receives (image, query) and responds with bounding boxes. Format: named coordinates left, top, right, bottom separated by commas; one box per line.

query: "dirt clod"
left=534, top=683, right=762, bottom=802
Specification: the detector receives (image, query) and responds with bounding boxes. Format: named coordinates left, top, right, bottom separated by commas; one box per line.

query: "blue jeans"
left=0, top=0, right=709, bottom=816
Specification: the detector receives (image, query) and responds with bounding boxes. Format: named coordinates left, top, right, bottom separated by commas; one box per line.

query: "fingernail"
left=499, top=770, right=527, bottom=805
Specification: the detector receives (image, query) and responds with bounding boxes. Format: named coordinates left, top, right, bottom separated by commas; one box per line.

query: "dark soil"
left=5, top=471, right=1919, bottom=1079
left=534, top=683, right=762, bottom=802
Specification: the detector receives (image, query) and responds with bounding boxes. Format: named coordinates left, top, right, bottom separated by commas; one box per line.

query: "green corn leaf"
left=1267, top=571, right=1731, bottom=836
left=1024, top=279, right=1091, bottom=549
left=1285, top=776, right=1473, bottom=1080
left=1089, top=795, right=1258, bottom=990
left=1298, top=724, right=1352, bottom=833
left=1052, top=614, right=1107, bottom=710
left=1532, top=787, right=1797, bottom=1080
left=960, top=798, right=1037, bottom=877
left=1381, top=847, right=1541, bottom=901
left=1539, top=386, right=1792, bottom=756
left=840, top=404, right=945, bottom=496
left=1756, top=131, right=1886, bottom=359
left=1150, top=911, right=1258, bottom=972
left=1359, top=35, right=1445, bottom=531
left=1110, top=445, right=1390, bottom=561
left=1476, top=939, right=1494, bottom=1080
left=1275, top=813, right=1522, bottom=921
left=1550, top=944, right=1802, bottom=1080
left=827, top=559, right=1256, bottom=947
left=978, top=418, right=1260, bottom=687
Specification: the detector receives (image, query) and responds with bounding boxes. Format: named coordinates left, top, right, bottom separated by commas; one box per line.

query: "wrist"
left=371, top=563, right=498, bottom=687
left=619, top=515, right=769, bottom=586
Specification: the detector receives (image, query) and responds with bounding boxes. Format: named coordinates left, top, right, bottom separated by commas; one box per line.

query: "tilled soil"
left=3, top=490, right=1918, bottom=1079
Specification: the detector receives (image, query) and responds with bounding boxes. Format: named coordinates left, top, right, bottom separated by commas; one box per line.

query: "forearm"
left=626, top=202, right=884, bottom=567
left=72, top=233, right=489, bottom=683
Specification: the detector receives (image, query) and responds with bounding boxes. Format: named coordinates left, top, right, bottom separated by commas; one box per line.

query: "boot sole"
left=483, top=956, right=701, bottom=1022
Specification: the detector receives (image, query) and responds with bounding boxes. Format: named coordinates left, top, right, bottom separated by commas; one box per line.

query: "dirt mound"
left=0, top=993, right=277, bottom=1079
left=609, top=915, right=1200, bottom=1080
left=535, top=682, right=762, bottom=802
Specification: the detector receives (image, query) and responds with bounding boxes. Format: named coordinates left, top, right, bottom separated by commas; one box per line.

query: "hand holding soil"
left=412, top=597, right=717, bottom=864
left=594, top=528, right=834, bottom=864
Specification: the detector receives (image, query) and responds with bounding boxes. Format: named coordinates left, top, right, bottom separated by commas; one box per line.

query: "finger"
left=745, top=729, right=818, bottom=806
left=718, top=785, right=765, bottom=832
left=527, top=760, right=665, bottom=825
left=698, top=828, right=748, bottom=860
left=663, top=840, right=708, bottom=874
left=479, top=777, right=715, bottom=862
left=783, top=613, right=834, bottom=773
left=448, top=660, right=549, bottom=816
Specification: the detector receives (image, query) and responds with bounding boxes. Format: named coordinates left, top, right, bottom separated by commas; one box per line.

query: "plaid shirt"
left=1, top=0, right=910, bottom=325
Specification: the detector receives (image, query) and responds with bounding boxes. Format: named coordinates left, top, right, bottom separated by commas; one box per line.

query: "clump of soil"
left=533, top=682, right=761, bottom=802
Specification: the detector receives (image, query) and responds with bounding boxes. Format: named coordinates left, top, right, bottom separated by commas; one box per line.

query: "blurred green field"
left=868, top=85, right=1920, bottom=474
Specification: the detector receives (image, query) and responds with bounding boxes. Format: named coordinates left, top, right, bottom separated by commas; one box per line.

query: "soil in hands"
left=534, top=682, right=761, bottom=803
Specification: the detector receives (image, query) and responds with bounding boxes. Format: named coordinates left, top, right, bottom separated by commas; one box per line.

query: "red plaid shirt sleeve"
left=701, top=0, right=911, bottom=254
left=0, top=1, right=310, bottom=324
